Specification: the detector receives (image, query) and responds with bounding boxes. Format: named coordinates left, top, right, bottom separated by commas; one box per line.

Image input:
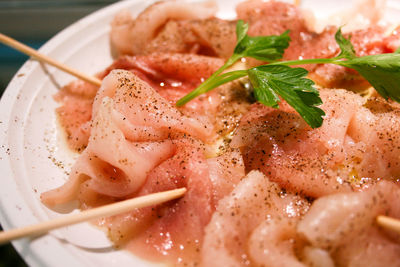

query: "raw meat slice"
left=142, top=18, right=236, bottom=58
left=248, top=219, right=306, bottom=267
left=57, top=53, right=224, bottom=151
left=94, top=69, right=214, bottom=142
left=41, top=97, right=175, bottom=205
left=201, top=170, right=309, bottom=267
left=206, top=149, right=245, bottom=202
left=232, top=88, right=400, bottom=197
left=42, top=69, right=218, bottom=204
left=298, top=181, right=400, bottom=266
left=54, top=80, right=98, bottom=151
left=119, top=138, right=214, bottom=266
left=110, top=1, right=217, bottom=55
left=231, top=89, right=361, bottom=197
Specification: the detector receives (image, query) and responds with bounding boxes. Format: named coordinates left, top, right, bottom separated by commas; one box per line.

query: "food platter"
left=0, top=0, right=399, bottom=266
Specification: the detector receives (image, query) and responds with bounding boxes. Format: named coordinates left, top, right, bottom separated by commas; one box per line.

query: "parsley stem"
left=202, top=70, right=248, bottom=91
left=176, top=54, right=242, bottom=106
left=269, top=57, right=340, bottom=66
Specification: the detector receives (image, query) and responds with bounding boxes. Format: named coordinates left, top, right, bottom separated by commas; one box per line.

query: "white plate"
left=0, top=0, right=399, bottom=266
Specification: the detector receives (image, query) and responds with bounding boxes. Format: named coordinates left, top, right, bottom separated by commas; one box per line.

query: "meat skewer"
left=0, top=33, right=102, bottom=86
left=2, top=26, right=400, bottom=248
left=0, top=187, right=186, bottom=244
left=377, top=215, right=400, bottom=234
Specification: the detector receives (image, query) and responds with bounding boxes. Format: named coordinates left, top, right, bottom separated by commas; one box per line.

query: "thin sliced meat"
left=94, top=69, right=214, bottom=142
left=237, top=0, right=338, bottom=66
left=346, top=96, right=400, bottom=180
left=41, top=97, right=175, bottom=205
left=232, top=89, right=400, bottom=197
left=301, top=247, right=335, bottom=267
left=54, top=80, right=98, bottom=151
left=201, top=170, right=309, bottom=267
left=99, top=54, right=251, bottom=142
left=100, top=53, right=224, bottom=82
left=297, top=181, right=400, bottom=267
left=84, top=98, right=174, bottom=197
left=334, top=227, right=400, bottom=267
left=142, top=18, right=236, bottom=58
left=231, top=89, right=363, bottom=197
left=248, top=219, right=306, bottom=267
left=58, top=54, right=223, bottom=151
left=42, top=69, right=217, bottom=204
left=206, top=149, right=245, bottom=203
left=122, top=138, right=214, bottom=267
left=110, top=1, right=217, bottom=55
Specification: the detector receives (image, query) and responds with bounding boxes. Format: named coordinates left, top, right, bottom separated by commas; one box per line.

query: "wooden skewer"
left=0, top=187, right=186, bottom=245
left=0, top=32, right=102, bottom=87
left=377, top=215, right=400, bottom=234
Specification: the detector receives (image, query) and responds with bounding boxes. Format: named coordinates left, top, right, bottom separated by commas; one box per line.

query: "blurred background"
left=0, top=1, right=119, bottom=265
left=0, top=0, right=119, bottom=94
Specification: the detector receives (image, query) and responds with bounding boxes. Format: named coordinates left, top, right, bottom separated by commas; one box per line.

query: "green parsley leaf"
left=234, top=20, right=290, bottom=62
left=333, top=28, right=400, bottom=102
left=235, top=20, right=248, bottom=45
left=177, top=20, right=289, bottom=106
left=339, top=53, right=400, bottom=102
left=275, top=28, right=400, bottom=105
left=334, top=28, right=356, bottom=59
left=248, top=65, right=325, bottom=128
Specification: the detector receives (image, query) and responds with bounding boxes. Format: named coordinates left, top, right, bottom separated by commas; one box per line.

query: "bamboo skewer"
left=0, top=32, right=102, bottom=87
left=0, top=188, right=186, bottom=245
left=376, top=215, right=400, bottom=234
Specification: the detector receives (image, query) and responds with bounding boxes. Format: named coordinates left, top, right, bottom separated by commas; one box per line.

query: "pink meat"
left=231, top=89, right=357, bottom=197
left=54, top=80, right=98, bottom=151
left=346, top=97, right=400, bottom=180
left=94, top=69, right=214, bottom=142
left=237, top=0, right=338, bottom=65
left=116, top=138, right=214, bottom=266
left=42, top=70, right=216, bottom=205
left=206, top=149, right=245, bottom=203
left=41, top=96, right=174, bottom=205
left=110, top=1, right=217, bottom=55
left=232, top=89, right=400, bottom=198
left=141, top=18, right=237, bottom=58
left=298, top=181, right=400, bottom=266
left=99, top=54, right=228, bottom=143
left=100, top=53, right=224, bottom=83
left=201, top=170, right=310, bottom=267
left=56, top=53, right=224, bottom=151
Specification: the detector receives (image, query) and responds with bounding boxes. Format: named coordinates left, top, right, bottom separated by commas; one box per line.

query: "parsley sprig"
left=176, top=20, right=290, bottom=107
left=176, top=21, right=400, bottom=128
